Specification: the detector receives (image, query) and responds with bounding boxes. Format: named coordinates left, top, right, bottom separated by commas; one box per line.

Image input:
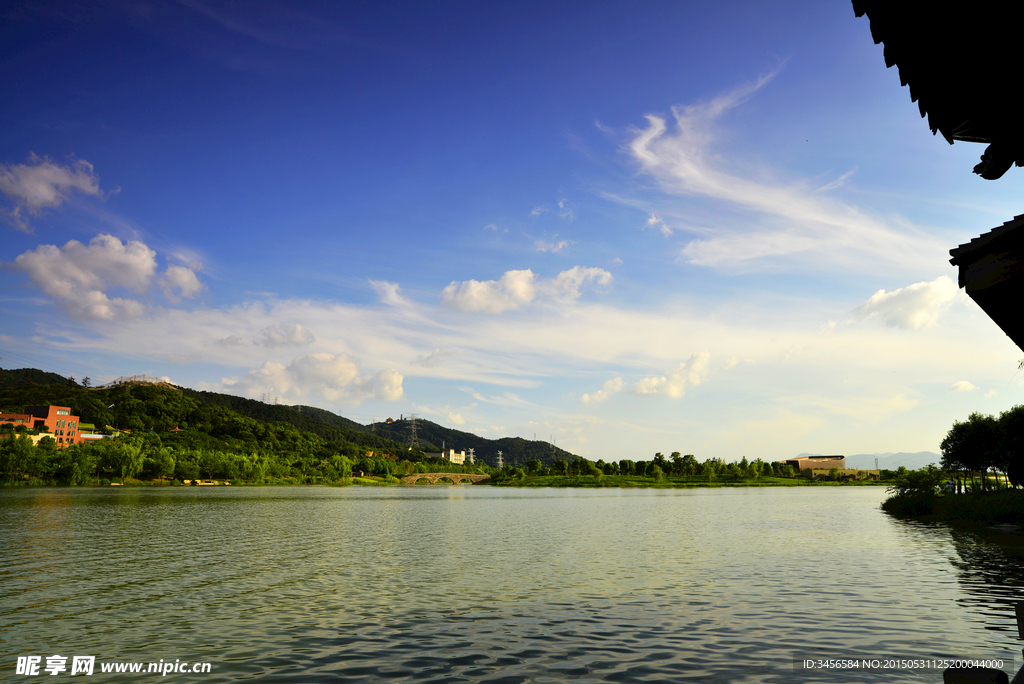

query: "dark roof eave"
left=949, top=214, right=1024, bottom=265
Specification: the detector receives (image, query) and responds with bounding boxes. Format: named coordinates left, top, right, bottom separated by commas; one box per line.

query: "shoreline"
left=2, top=478, right=890, bottom=489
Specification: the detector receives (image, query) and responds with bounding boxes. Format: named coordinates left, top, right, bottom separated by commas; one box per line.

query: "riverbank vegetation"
left=881, top=406, right=1024, bottom=523
left=486, top=453, right=884, bottom=487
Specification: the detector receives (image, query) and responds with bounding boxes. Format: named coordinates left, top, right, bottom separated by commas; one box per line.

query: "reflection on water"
left=948, top=527, right=1024, bottom=639
left=1, top=486, right=1023, bottom=682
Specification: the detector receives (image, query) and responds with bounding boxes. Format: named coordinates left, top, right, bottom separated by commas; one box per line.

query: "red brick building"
left=0, top=405, right=84, bottom=447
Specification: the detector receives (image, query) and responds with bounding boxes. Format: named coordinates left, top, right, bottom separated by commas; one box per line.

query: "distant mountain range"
left=797, top=451, right=942, bottom=470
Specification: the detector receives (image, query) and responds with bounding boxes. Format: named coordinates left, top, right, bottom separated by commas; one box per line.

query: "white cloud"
left=411, top=348, right=451, bottom=367
left=212, top=323, right=315, bottom=348
left=818, top=168, right=857, bottom=192
left=11, top=233, right=184, bottom=320
left=985, top=390, right=997, bottom=398
left=215, top=335, right=246, bottom=346
left=369, top=280, right=407, bottom=306
left=448, top=412, right=465, bottom=425
left=949, top=381, right=977, bottom=393
left=442, top=266, right=612, bottom=314
left=535, top=239, right=571, bottom=253
left=373, top=368, right=405, bottom=401
left=723, top=356, right=754, bottom=370
left=530, top=205, right=547, bottom=217
left=579, top=377, right=624, bottom=404
left=459, top=386, right=537, bottom=408
left=852, top=276, right=960, bottom=330
left=231, top=352, right=403, bottom=405
left=646, top=213, right=672, bottom=237
left=557, top=198, right=573, bottom=221
left=258, top=323, right=315, bottom=347
left=633, top=351, right=711, bottom=398
left=442, top=269, right=537, bottom=313
left=161, top=264, right=203, bottom=303
left=625, top=74, right=947, bottom=273
left=548, top=266, right=612, bottom=300
left=0, top=154, right=103, bottom=231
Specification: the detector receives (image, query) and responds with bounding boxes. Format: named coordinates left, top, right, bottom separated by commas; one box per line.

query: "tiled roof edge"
left=949, top=213, right=1024, bottom=262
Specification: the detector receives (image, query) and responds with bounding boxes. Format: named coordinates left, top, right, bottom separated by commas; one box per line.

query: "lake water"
left=2, top=485, right=1024, bottom=682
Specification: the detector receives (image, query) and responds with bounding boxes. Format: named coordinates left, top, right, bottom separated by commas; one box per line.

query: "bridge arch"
left=401, top=472, right=492, bottom=485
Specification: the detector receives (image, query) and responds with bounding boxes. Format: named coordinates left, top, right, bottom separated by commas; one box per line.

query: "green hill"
left=0, top=369, right=580, bottom=485
left=0, top=367, right=79, bottom=389
left=371, top=418, right=576, bottom=467
left=179, top=389, right=410, bottom=455
left=0, top=377, right=418, bottom=460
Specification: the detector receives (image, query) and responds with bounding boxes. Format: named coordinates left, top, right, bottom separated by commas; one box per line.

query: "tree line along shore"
left=882, top=406, right=1024, bottom=526
left=1, top=369, right=894, bottom=488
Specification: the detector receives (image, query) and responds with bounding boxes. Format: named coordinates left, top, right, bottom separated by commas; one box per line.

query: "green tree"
left=154, top=447, right=176, bottom=479
left=33, top=436, right=58, bottom=478
left=112, top=437, right=145, bottom=484
left=0, top=435, right=35, bottom=483
left=999, top=405, right=1024, bottom=487
left=670, top=452, right=683, bottom=475
left=702, top=459, right=718, bottom=482
left=888, top=464, right=947, bottom=497
left=942, top=413, right=999, bottom=490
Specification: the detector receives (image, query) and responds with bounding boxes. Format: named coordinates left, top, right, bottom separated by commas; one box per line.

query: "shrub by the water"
left=881, top=492, right=935, bottom=516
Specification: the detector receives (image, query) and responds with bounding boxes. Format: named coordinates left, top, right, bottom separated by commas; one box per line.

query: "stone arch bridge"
left=402, top=472, right=491, bottom=485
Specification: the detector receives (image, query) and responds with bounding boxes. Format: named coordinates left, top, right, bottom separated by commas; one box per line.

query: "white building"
left=443, top=448, right=466, bottom=465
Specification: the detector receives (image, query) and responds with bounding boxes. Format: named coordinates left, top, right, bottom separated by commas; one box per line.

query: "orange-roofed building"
left=0, top=405, right=84, bottom=448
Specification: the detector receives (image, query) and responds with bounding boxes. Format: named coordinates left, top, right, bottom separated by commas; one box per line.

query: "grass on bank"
left=882, top=489, right=1024, bottom=526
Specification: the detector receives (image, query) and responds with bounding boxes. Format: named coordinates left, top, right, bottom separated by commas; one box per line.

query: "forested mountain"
left=0, top=368, right=78, bottom=389
left=0, top=369, right=580, bottom=485
left=290, top=404, right=371, bottom=434
left=0, top=376, right=421, bottom=478
left=371, top=418, right=577, bottom=467
left=180, top=389, right=407, bottom=454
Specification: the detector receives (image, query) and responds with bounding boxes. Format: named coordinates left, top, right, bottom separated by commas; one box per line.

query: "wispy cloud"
left=258, top=323, right=315, bottom=346
left=535, top=239, right=571, bottom=253
left=411, top=348, right=451, bottom=367
left=949, top=381, right=977, bottom=393
left=557, top=198, right=573, bottom=221
left=645, top=213, right=671, bottom=237
left=370, top=280, right=408, bottom=306
left=625, top=73, right=947, bottom=273
left=0, top=154, right=104, bottom=232
left=818, top=168, right=857, bottom=192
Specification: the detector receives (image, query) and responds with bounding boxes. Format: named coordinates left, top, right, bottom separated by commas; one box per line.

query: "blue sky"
left=2, top=1, right=1022, bottom=462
